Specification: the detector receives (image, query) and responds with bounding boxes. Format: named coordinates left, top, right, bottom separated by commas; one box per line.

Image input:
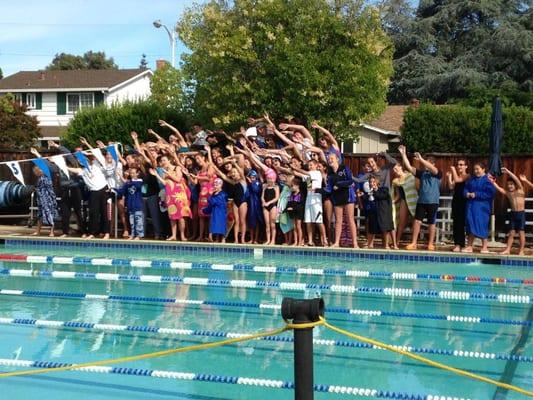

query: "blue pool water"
left=0, top=239, right=531, bottom=399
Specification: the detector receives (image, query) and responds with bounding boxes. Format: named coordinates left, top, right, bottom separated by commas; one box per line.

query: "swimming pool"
left=0, top=238, right=531, bottom=399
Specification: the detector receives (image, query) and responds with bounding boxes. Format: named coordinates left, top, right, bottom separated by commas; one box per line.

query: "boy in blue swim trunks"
left=489, top=168, right=525, bottom=255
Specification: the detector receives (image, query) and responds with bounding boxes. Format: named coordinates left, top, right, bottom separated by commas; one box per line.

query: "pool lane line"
left=0, top=358, right=470, bottom=400
left=1, top=288, right=531, bottom=328
left=1, top=252, right=530, bottom=287
left=1, top=268, right=531, bottom=305
left=492, top=305, right=533, bottom=400
left=1, top=316, right=531, bottom=364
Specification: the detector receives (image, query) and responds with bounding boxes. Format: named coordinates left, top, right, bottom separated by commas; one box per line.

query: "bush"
left=0, top=94, right=40, bottom=149
left=63, top=100, right=189, bottom=149
left=401, top=104, right=533, bottom=155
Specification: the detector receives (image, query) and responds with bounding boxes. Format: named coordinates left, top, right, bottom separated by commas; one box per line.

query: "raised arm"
left=158, top=120, right=187, bottom=144
left=414, top=153, right=438, bottom=175
left=398, top=145, right=416, bottom=175
left=502, top=167, right=523, bottom=191
left=519, top=174, right=533, bottom=190
left=311, top=122, right=338, bottom=149
left=488, top=175, right=506, bottom=195
left=279, top=123, right=313, bottom=142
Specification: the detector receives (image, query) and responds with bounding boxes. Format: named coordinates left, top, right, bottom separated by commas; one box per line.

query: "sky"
left=0, top=0, right=193, bottom=76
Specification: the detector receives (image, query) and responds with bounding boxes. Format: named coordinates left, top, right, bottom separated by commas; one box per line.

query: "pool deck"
left=0, top=225, right=531, bottom=265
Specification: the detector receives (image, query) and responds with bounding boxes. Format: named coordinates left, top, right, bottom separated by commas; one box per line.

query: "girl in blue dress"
left=463, top=163, right=496, bottom=253
left=202, top=178, right=227, bottom=242
left=32, top=165, right=58, bottom=237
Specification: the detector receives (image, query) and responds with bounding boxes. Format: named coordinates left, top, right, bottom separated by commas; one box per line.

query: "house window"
left=66, top=92, right=94, bottom=113
left=26, top=93, right=36, bottom=109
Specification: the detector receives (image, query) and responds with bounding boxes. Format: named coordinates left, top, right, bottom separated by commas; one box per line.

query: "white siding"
left=27, top=92, right=71, bottom=127
left=106, top=74, right=151, bottom=105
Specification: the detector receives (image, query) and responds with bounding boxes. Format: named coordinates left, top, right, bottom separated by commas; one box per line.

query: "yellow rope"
left=0, top=320, right=324, bottom=379
left=320, top=317, right=533, bottom=397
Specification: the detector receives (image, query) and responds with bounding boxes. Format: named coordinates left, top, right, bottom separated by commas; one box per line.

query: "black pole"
left=281, top=297, right=325, bottom=400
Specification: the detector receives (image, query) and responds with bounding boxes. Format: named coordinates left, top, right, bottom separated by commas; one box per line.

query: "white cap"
left=245, top=127, right=257, bottom=137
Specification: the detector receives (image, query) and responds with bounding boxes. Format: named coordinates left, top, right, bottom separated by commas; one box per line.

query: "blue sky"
left=0, top=0, right=193, bottom=76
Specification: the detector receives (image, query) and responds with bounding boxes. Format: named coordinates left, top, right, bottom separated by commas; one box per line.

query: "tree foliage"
left=46, top=51, right=118, bottom=70
left=150, top=62, right=184, bottom=111
left=0, top=94, right=40, bottom=149
left=177, top=0, right=393, bottom=139
left=0, top=67, right=3, bottom=80
left=401, top=104, right=533, bottom=155
left=63, top=100, right=188, bottom=149
left=382, top=0, right=532, bottom=104
left=139, top=54, right=148, bottom=70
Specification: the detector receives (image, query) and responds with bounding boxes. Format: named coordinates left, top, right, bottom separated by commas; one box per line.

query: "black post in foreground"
left=281, top=297, right=325, bottom=400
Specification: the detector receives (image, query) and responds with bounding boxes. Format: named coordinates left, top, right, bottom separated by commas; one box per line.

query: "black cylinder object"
left=281, top=297, right=324, bottom=323
left=0, top=181, right=33, bottom=208
left=282, top=298, right=325, bottom=400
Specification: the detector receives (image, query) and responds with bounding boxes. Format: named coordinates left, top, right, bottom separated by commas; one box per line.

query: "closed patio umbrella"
left=488, top=97, right=503, bottom=176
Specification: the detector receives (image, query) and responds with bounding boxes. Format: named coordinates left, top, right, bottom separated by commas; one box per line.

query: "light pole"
left=153, top=19, right=177, bottom=68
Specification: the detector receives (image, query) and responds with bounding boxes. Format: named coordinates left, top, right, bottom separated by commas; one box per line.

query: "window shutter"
left=94, top=91, right=104, bottom=105
left=57, top=92, right=66, bottom=115
left=36, top=93, right=42, bottom=110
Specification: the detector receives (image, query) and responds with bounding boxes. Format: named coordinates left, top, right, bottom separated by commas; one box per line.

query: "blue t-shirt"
left=119, top=179, right=144, bottom=212
left=415, top=169, right=441, bottom=204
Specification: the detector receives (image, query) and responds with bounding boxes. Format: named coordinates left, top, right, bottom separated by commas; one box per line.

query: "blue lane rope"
left=0, top=357, right=471, bottom=400
left=0, top=288, right=530, bottom=328
left=5, top=253, right=531, bottom=287
left=1, top=267, right=530, bottom=305
left=1, top=316, right=530, bottom=363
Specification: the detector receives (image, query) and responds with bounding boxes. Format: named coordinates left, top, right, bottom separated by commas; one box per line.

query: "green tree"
left=46, top=51, right=118, bottom=70
left=150, top=62, right=184, bottom=111
left=0, top=94, right=40, bottom=148
left=0, top=67, right=3, bottom=79
left=177, top=0, right=393, bottom=139
left=387, top=0, right=533, bottom=104
left=139, top=54, right=148, bottom=70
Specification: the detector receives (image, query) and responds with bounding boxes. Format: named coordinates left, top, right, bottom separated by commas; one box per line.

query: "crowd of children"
left=28, top=115, right=533, bottom=254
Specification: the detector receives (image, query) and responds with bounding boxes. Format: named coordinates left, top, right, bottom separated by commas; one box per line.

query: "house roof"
left=362, top=105, right=408, bottom=136
left=0, top=69, right=151, bottom=92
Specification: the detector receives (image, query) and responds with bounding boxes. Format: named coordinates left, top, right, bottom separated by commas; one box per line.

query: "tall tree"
left=178, top=0, right=392, bottom=138
left=0, top=67, right=3, bottom=79
left=150, top=62, right=184, bottom=111
left=386, top=0, right=533, bottom=103
left=46, top=51, right=118, bottom=70
left=0, top=94, right=40, bottom=148
left=139, top=54, right=148, bottom=70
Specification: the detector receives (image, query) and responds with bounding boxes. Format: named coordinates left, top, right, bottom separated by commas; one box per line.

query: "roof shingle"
left=0, top=69, right=148, bottom=91
left=365, top=105, right=408, bottom=133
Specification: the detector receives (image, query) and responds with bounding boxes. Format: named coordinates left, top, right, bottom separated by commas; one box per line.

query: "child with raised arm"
left=149, top=168, right=191, bottom=242
left=261, top=170, right=280, bottom=245
left=490, top=168, right=526, bottom=255
left=398, top=145, right=442, bottom=251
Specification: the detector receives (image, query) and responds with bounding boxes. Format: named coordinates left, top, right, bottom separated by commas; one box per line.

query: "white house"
left=0, top=68, right=153, bottom=140
left=342, top=105, right=407, bottom=154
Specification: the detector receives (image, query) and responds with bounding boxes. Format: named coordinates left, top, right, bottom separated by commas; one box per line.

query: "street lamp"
left=153, top=19, right=177, bottom=68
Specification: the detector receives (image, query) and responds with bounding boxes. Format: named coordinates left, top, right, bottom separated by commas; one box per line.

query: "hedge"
left=401, top=104, right=533, bottom=155
left=63, top=100, right=189, bottom=149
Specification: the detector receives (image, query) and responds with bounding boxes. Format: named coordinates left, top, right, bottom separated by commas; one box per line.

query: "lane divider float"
left=0, top=268, right=530, bottom=305
left=0, top=253, right=530, bottom=287
left=0, top=358, right=471, bottom=399
left=0, top=288, right=530, bottom=327
left=0, top=316, right=530, bottom=363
